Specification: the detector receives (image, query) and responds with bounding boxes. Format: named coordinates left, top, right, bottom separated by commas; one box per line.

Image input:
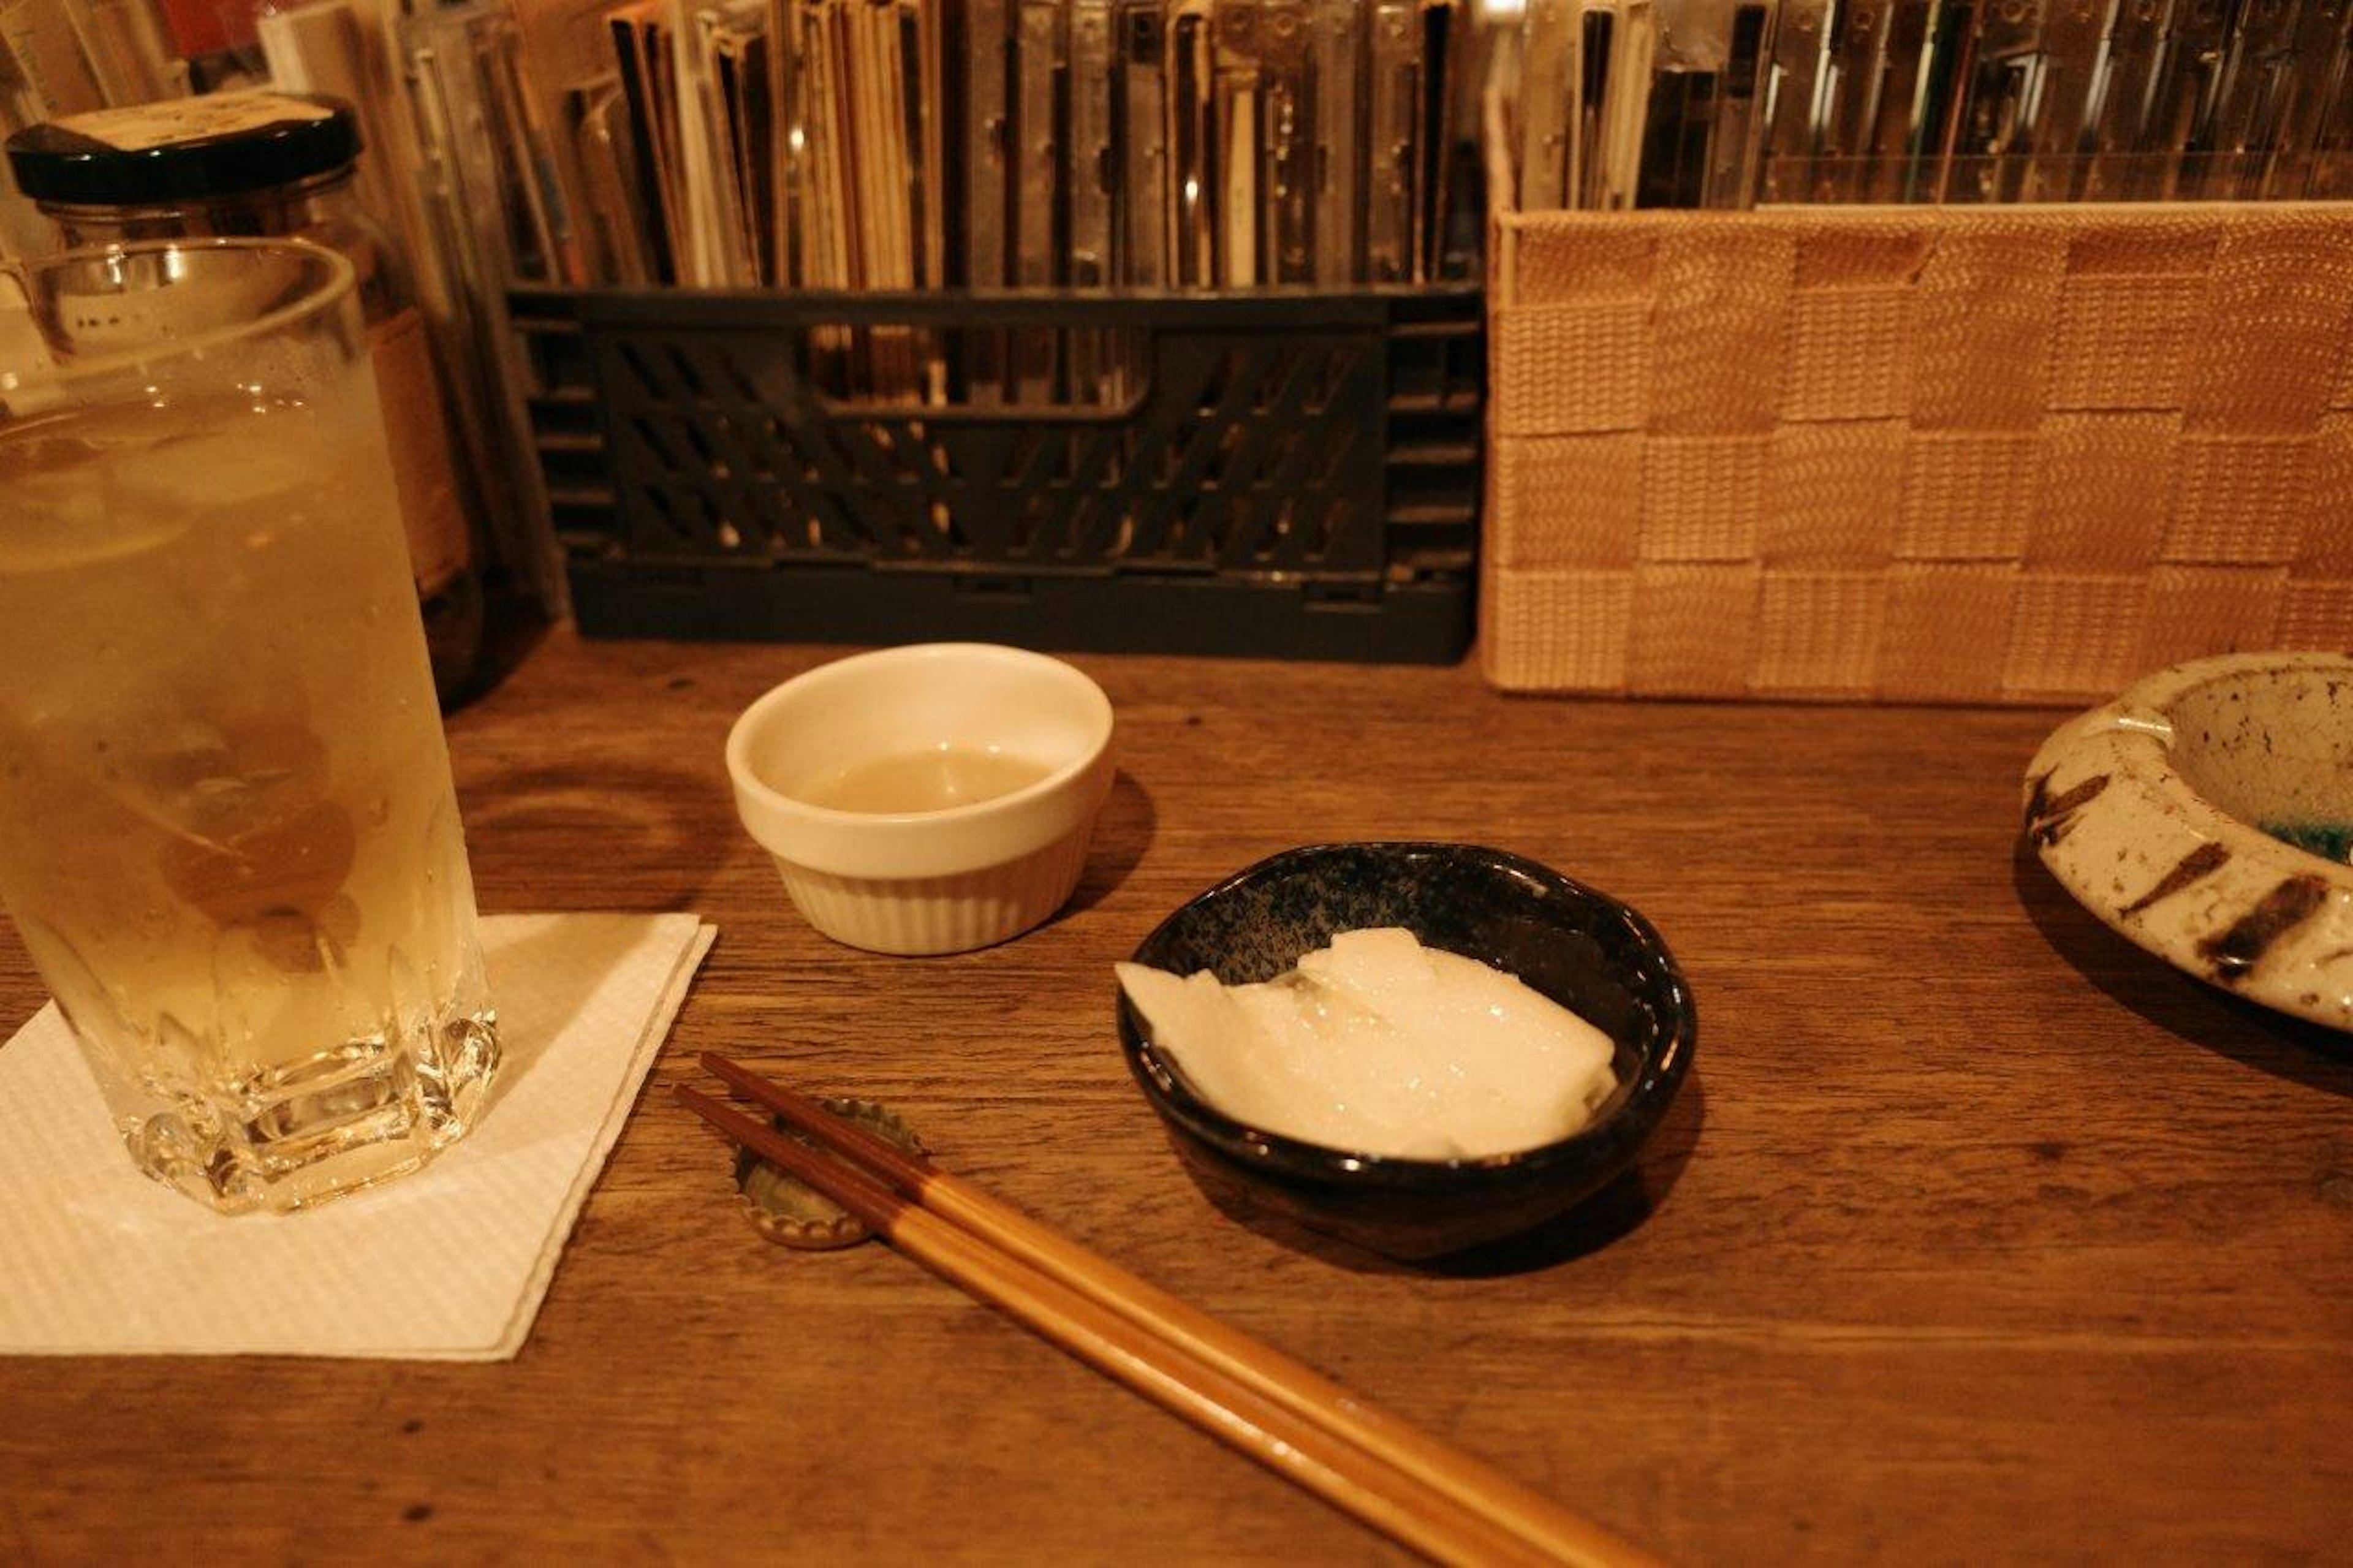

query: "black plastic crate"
left=510, top=284, right=1482, bottom=662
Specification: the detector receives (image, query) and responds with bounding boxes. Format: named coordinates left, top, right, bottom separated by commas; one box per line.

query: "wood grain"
left=4, top=624, right=2351, bottom=1564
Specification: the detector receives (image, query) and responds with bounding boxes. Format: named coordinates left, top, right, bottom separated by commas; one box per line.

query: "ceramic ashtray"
left=2024, top=651, right=2353, bottom=1032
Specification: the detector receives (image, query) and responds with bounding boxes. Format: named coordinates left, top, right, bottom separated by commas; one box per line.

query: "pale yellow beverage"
left=797, top=746, right=1056, bottom=813
left=0, top=244, right=497, bottom=1213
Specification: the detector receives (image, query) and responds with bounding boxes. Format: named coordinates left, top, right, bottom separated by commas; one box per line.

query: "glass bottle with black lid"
left=6, top=91, right=486, bottom=707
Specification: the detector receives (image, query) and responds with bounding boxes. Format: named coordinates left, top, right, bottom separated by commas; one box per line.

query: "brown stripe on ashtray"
left=2199, top=875, right=2331, bottom=981
left=2024, top=771, right=2110, bottom=847
left=2021, top=770, right=2056, bottom=833
left=2120, top=841, right=2232, bottom=917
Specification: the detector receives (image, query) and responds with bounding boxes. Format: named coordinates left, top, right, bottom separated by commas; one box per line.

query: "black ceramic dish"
left=1116, top=842, right=1696, bottom=1262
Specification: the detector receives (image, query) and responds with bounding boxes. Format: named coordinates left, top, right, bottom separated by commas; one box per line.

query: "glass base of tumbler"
left=116, top=1011, right=501, bottom=1214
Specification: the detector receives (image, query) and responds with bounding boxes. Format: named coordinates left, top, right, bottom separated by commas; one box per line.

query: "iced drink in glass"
left=0, top=240, right=498, bottom=1213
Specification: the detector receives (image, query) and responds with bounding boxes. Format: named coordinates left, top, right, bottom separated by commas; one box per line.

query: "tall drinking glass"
left=0, top=240, right=498, bottom=1213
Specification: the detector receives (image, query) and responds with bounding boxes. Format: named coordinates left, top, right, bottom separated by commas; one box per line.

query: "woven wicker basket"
left=1483, top=184, right=2353, bottom=703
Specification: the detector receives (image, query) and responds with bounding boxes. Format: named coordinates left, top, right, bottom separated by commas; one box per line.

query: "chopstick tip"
left=700, top=1050, right=757, bottom=1087
left=674, top=1080, right=729, bottom=1125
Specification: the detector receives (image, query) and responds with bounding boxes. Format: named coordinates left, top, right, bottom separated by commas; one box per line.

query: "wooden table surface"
left=4, top=624, right=2350, bottom=1564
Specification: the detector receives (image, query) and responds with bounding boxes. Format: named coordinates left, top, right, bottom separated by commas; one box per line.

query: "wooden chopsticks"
left=678, top=1052, right=1657, bottom=1567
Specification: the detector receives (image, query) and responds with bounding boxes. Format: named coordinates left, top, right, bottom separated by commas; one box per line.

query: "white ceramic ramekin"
left=726, top=643, right=1115, bottom=955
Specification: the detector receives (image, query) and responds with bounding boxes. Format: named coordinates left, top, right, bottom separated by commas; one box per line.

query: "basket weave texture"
left=1483, top=202, right=2353, bottom=702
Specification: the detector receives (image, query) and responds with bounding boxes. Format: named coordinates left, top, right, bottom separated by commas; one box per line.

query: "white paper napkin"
left=0, top=912, right=714, bottom=1361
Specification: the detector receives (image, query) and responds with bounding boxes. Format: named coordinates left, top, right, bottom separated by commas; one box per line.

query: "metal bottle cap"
left=733, top=1098, right=926, bottom=1250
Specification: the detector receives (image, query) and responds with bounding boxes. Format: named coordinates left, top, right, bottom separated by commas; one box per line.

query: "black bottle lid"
left=5, top=91, right=362, bottom=207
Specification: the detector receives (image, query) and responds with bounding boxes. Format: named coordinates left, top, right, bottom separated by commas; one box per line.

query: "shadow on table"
left=1191, top=1070, right=1708, bottom=1279
left=458, top=596, right=553, bottom=710
left=1057, top=770, right=1156, bottom=920
left=2010, top=838, right=2353, bottom=1098
left=1428, top=1069, right=1708, bottom=1280
left=460, top=760, right=731, bottom=913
